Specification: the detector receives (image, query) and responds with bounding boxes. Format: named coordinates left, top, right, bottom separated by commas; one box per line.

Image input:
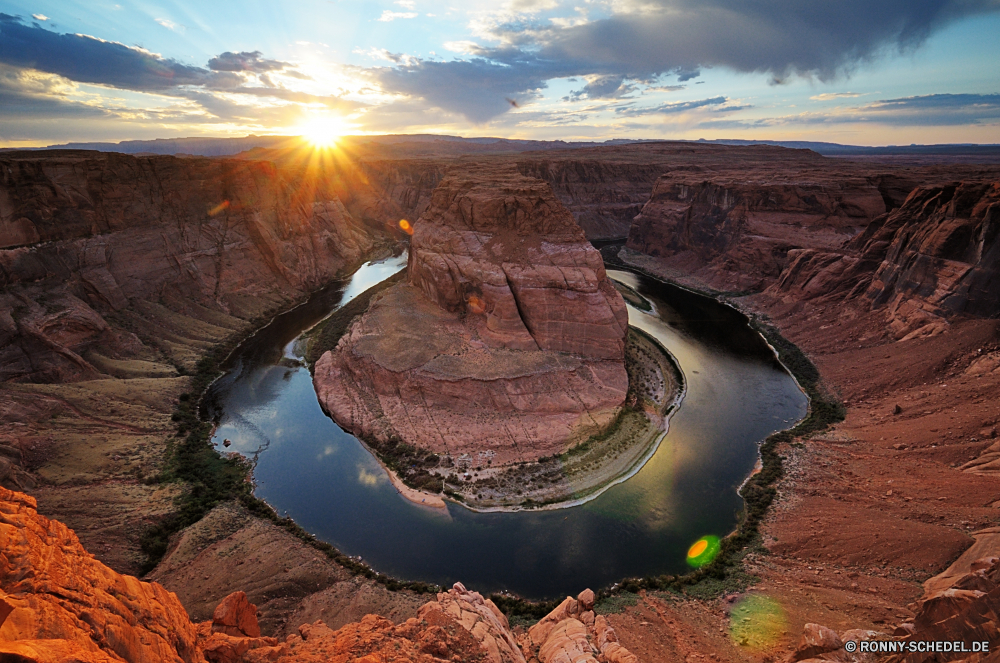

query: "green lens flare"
left=729, top=594, right=787, bottom=650
left=685, top=535, right=720, bottom=568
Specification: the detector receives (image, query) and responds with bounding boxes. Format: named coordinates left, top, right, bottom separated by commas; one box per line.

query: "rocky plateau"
left=4, top=141, right=1000, bottom=663
left=314, top=164, right=629, bottom=467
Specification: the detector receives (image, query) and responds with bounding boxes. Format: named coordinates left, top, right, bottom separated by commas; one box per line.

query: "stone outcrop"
left=0, top=150, right=373, bottom=383
left=771, top=181, right=1000, bottom=340
left=1, top=486, right=636, bottom=663
left=315, top=165, right=628, bottom=464
left=625, top=165, right=887, bottom=291
left=0, top=486, right=204, bottom=662
left=419, top=583, right=525, bottom=663
left=520, top=589, right=637, bottom=663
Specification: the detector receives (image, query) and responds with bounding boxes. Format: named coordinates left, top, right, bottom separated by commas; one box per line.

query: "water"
left=205, top=256, right=807, bottom=599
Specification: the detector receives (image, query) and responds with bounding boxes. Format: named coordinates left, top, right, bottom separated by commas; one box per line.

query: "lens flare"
left=467, top=295, right=486, bottom=314
left=729, top=594, right=787, bottom=650
left=399, top=219, right=413, bottom=235
left=208, top=200, right=230, bottom=217
left=686, top=535, right=720, bottom=568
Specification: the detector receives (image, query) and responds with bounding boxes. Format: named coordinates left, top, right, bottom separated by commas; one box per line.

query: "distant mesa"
left=314, top=164, right=630, bottom=468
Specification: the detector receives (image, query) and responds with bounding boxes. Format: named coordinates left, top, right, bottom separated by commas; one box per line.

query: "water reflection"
left=206, top=259, right=807, bottom=598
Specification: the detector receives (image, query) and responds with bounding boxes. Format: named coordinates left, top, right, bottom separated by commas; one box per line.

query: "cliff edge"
left=314, top=165, right=629, bottom=470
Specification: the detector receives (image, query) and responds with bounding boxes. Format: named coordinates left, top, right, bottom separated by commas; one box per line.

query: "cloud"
left=155, top=18, right=182, bottom=32
left=810, top=91, right=865, bottom=101
left=864, top=93, right=1000, bottom=125
left=567, top=75, right=636, bottom=100
left=208, top=51, right=290, bottom=73
left=31, top=14, right=47, bottom=21
left=0, top=14, right=211, bottom=90
left=615, top=95, right=728, bottom=115
left=370, top=55, right=554, bottom=122
left=698, top=93, right=1000, bottom=129
left=376, top=0, right=996, bottom=121
left=519, top=0, right=1000, bottom=81
left=377, top=10, right=418, bottom=21
left=0, top=64, right=108, bottom=119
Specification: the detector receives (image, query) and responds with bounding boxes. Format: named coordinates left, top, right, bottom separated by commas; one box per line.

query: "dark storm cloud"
left=0, top=13, right=211, bottom=90
left=374, top=0, right=999, bottom=121
left=527, top=0, right=1000, bottom=80
left=208, top=51, right=290, bottom=73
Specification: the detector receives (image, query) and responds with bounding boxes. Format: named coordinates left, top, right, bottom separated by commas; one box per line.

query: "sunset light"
left=298, top=116, right=347, bottom=149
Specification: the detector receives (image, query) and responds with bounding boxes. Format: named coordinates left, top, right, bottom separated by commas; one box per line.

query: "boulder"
left=211, top=591, right=261, bottom=638
left=788, top=623, right=843, bottom=662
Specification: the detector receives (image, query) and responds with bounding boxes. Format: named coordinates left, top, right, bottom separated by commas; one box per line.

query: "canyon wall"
left=624, top=165, right=888, bottom=291
left=0, top=150, right=373, bottom=384
left=315, top=164, right=629, bottom=465
left=515, top=159, right=668, bottom=239
left=772, top=181, right=1000, bottom=339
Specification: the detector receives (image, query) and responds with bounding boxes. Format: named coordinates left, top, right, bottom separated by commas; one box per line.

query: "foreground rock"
left=0, top=486, right=204, bottom=662
left=0, top=486, right=637, bottom=663
left=315, top=165, right=629, bottom=467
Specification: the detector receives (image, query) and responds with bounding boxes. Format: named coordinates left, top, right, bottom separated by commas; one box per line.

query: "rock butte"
left=315, top=164, right=629, bottom=465
left=0, top=486, right=637, bottom=663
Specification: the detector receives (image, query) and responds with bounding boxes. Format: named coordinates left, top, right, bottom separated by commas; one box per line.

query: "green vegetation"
left=594, top=591, right=640, bottom=614
left=138, top=268, right=440, bottom=595
left=304, top=270, right=405, bottom=368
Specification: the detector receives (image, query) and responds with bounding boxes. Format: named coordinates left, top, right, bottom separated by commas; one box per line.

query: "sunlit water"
left=205, top=255, right=807, bottom=599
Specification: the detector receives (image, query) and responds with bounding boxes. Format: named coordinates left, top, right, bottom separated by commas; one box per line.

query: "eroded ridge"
left=314, top=165, right=637, bottom=502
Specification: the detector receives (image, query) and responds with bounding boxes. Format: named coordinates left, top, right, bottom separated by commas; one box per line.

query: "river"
left=204, top=252, right=807, bottom=599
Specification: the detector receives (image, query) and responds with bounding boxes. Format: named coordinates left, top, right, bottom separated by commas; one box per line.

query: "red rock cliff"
left=625, top=161, right=887, bottom=291
left=771, top=181, right=1000, bottom=339
left=0, top=151, right=373, bottom=383
left=315, top=165, right=628, bottom=465
left=0, top=486, right=638, bottom=663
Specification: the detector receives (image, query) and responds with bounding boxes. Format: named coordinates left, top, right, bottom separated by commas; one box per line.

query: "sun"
left=298, top=115, right=346, bottom=148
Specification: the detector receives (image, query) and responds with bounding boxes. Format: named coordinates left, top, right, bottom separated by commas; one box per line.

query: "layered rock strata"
left=0, top=486, right=637, bottom=663
left=0, top=151, right=373, bottom=384
left=771, top=181, right=1000, bottom=340
left=625, top=167, right=887, bottom=291
left=315, top=165, right=628, bottom=465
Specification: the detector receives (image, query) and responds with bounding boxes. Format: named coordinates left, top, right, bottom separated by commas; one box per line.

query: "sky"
left=1, top=0, right=999, bottom=147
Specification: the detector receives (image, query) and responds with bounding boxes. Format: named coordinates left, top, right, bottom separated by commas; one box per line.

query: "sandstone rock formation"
left=0, top=486, right=204, bottom=662
left=0, top=486, right=637, bottom=663
left=0, top=151, right=373, bottom=384
left=315, top=165, right=629, bottom=465
left=771, top=181, right=1000, bottom=340
left=520, top=589, right=637, bottom=663
left=625, top=164, right=887, bottom=291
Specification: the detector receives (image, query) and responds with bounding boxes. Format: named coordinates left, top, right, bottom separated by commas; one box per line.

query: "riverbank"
left=434, top=326, right=685, bottom=511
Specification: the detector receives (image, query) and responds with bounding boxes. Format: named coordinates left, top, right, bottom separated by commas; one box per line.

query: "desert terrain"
left=2, top=140, right=1000, bottom=663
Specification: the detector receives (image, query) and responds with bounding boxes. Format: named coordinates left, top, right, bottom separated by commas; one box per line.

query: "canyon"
left=314, top=164, right=629, bottom=467
left=2, top=141, right=1000, bottom=663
